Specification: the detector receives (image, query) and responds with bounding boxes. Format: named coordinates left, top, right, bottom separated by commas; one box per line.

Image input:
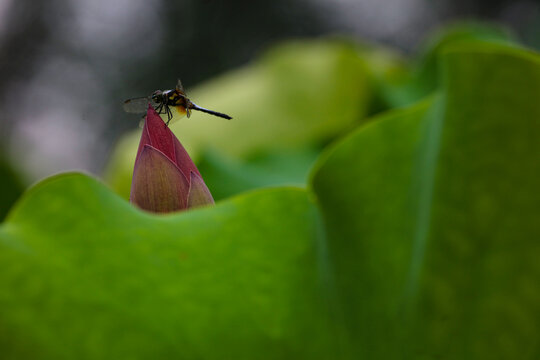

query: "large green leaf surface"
left=311, top=43, right=540, bottom=359
left=0, top=174, right=338, bottom=359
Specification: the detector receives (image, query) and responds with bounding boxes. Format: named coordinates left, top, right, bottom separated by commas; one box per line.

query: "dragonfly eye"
left=151, top=91, right=162, bottom=102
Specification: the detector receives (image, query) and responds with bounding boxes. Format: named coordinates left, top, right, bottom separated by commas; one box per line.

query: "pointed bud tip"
left=187, top=171, right=214, bottom=209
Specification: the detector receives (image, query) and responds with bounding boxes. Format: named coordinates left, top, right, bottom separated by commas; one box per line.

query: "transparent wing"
left=123, top=97, right=155, bottom=114
left=176, top=79, right=187, bottom=95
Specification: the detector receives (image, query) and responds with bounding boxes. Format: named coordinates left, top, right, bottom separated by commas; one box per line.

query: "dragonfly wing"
left=123, top=97, right=155, bottom=114
left=176, top=79, right=187, bottom=95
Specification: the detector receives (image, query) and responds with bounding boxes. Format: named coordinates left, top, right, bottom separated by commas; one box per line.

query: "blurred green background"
left=0, top=1, right=539, bottom=359
left=1, top=0, right=540, bottom=209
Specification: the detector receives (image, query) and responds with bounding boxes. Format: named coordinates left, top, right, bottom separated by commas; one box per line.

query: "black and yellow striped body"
left=124, top=79, right=232, bottom=126
left=162, top=89, right=190, bottom=108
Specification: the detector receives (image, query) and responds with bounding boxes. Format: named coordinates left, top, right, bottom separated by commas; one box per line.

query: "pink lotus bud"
left=130, top=105, right=214, bottom=213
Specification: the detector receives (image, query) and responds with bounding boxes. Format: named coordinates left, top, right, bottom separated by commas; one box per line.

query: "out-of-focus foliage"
left=372, top=22, right=516, bottom=108
left=1, top=23, right=539, bottom=359
left=106, top=39, right=376, bottom=199
left=196, top=147, right=320, bottom=201
left=106, top=23, right=516, bottom=201
left=0, top=155, right=24, bottom=221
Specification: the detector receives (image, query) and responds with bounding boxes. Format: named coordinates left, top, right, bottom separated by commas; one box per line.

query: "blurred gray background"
left=1, top=0, right=539, bottom=181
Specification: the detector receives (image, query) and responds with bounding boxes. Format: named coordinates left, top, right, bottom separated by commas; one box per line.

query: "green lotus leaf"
left=0, top=173, right=338, bottom=359
left=311, top=42, right=540, bottom=359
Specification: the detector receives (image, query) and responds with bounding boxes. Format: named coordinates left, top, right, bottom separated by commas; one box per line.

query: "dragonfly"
left=123, top=79, right=232, bottom=125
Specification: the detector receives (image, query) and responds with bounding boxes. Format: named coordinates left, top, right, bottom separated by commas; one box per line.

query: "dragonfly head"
left=151, top=90, right=164, bottom=103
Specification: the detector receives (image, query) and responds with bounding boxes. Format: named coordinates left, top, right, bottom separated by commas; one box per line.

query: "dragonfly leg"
left=165, top=105, right=173, bottom=125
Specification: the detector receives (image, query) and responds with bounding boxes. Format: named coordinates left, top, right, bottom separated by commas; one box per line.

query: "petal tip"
left=187, top=171, right=214, bottom=209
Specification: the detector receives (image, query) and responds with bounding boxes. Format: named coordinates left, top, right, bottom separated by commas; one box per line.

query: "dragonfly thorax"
left=151, top=89, right=190, bottom=108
